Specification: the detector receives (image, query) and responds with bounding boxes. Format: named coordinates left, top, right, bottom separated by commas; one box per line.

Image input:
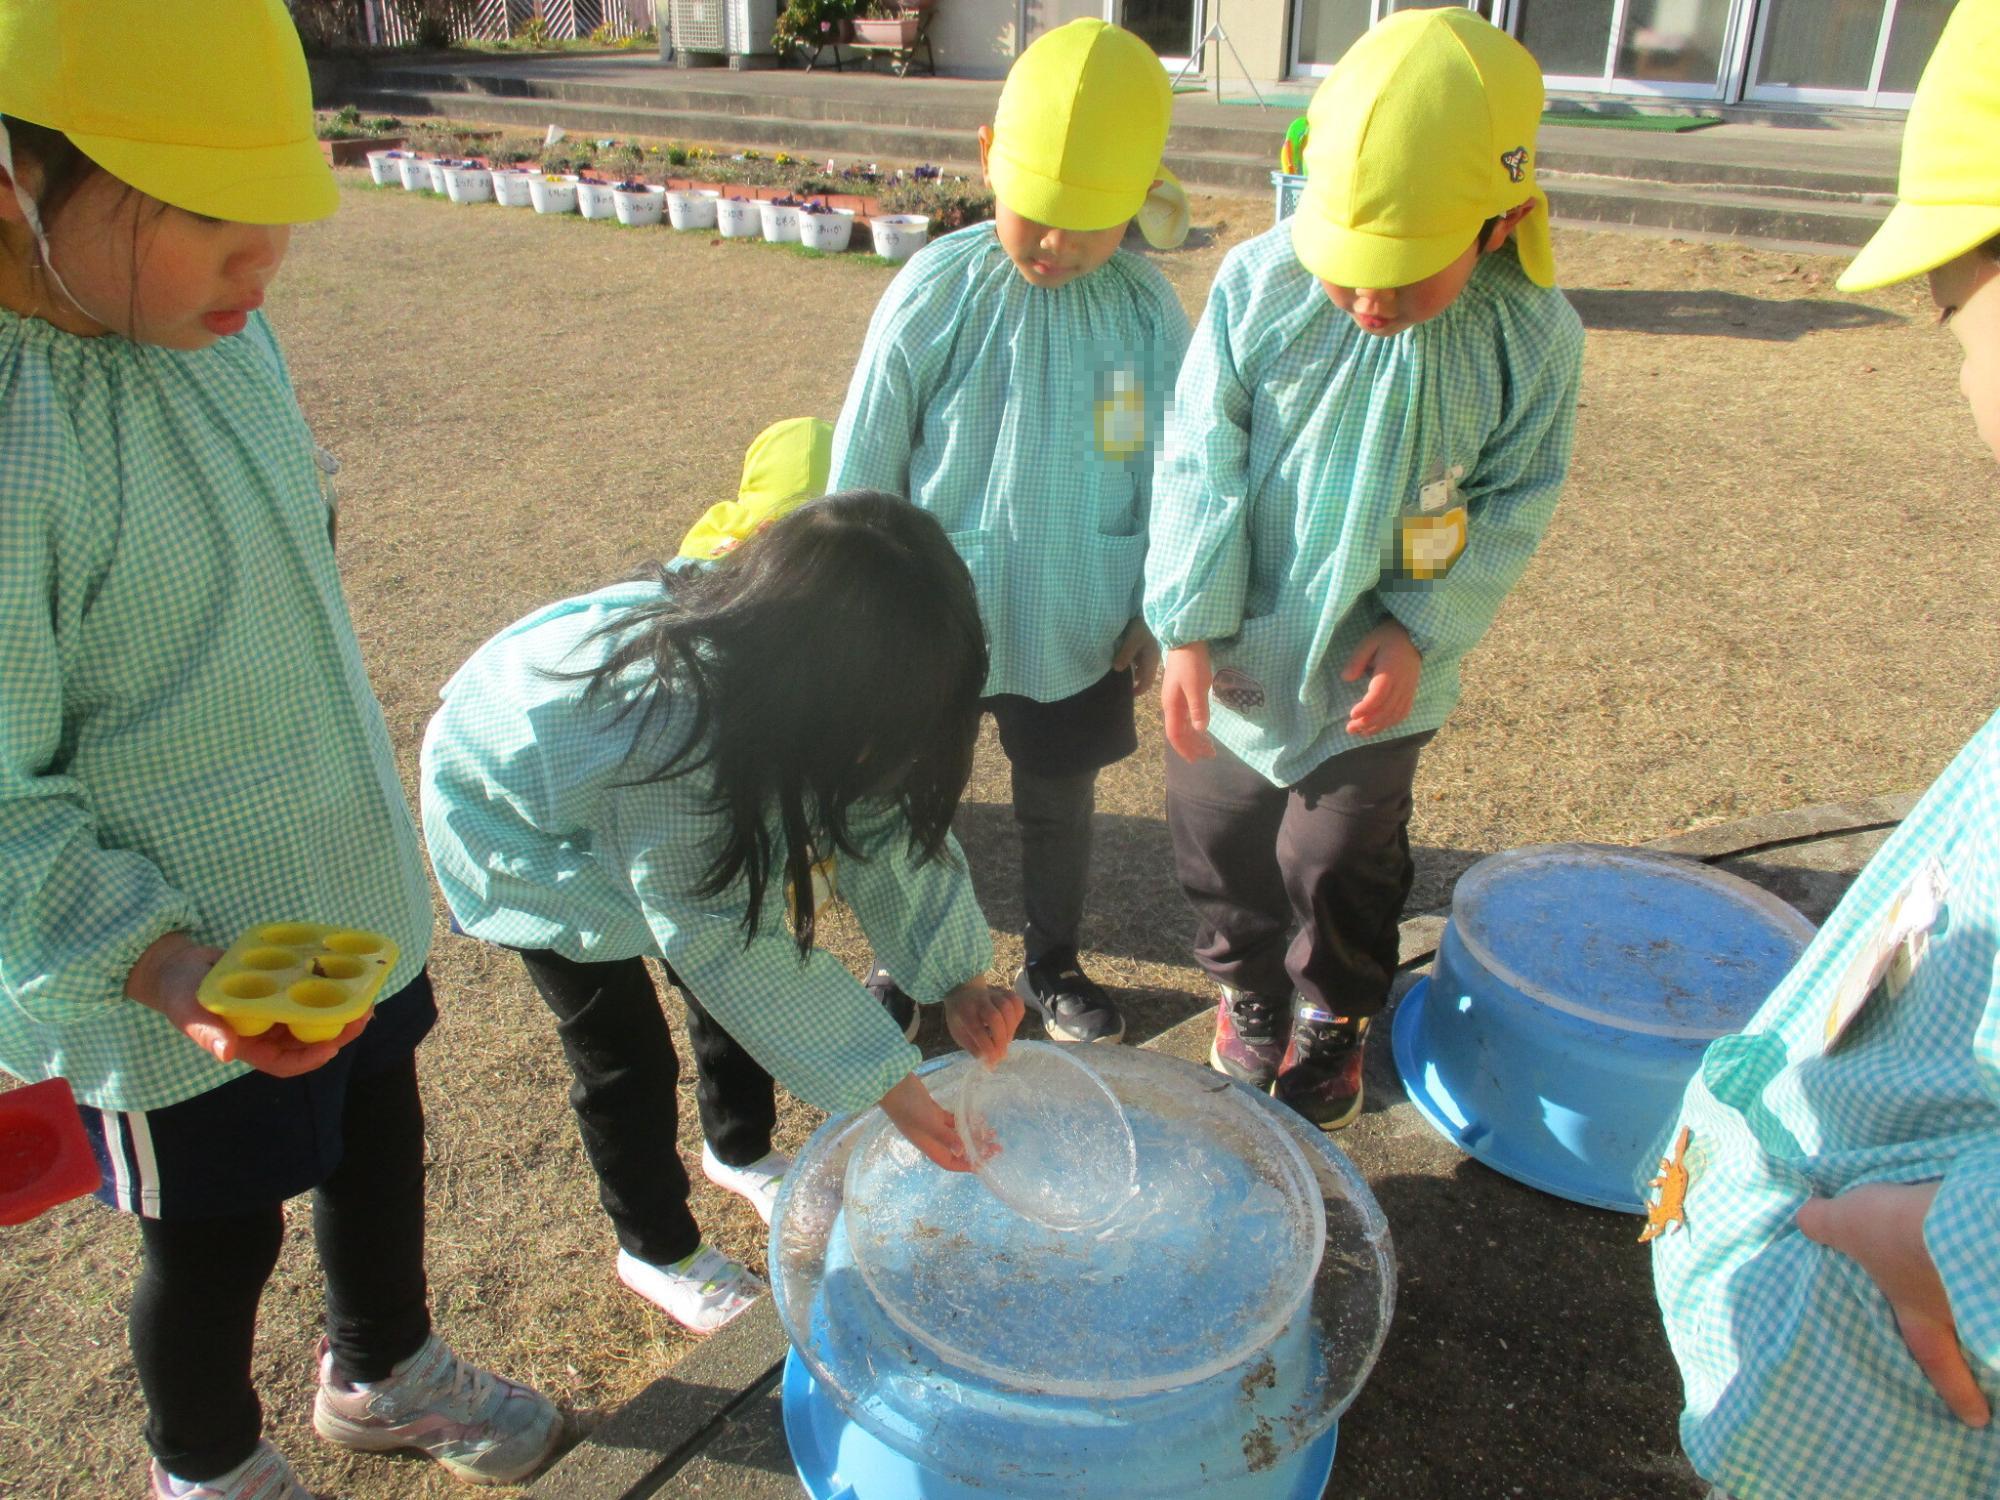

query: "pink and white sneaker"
left=311, top=1334, right=561, bottom=1485
left=149, top=1441, right=318, bottom=1499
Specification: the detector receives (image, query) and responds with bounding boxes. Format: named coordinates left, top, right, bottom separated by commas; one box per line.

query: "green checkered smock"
left=1142, top=228, right=1584, bottom=787
left=419, top=582, right=994, bottom=1115
left=829, top=223, right=1192, bottom=703
left=0, top=311, right=434, bottom=1111
left=1654, top=711, right=2000, bottom=1499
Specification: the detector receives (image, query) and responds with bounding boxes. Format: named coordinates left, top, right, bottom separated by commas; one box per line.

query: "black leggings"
left=131, top=1055, right=431, bottom=1481
left=515, top=949, right=776, bottom=1268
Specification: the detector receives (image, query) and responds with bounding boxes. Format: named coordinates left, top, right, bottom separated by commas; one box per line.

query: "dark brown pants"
left=1164, top=731, right=1433, bottom=1018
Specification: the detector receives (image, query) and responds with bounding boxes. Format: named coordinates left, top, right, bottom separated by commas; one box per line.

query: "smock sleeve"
left=615, top=786, right=918, bottom=1116
left=835, top=805, right=993, bottom=1004
left=828, top=254, right=952, bottom=501
left=0, top=346, right=202, bottom=1021
left=1925, top=1143, right=2000, bottom=1373
left=1378, top=292, right=1584, bottom=660
left=1143, top=258, right=1255, bottom=651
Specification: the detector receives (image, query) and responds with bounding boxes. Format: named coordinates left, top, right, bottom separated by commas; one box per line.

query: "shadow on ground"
left=1566, top=287, right=1902, bottom=340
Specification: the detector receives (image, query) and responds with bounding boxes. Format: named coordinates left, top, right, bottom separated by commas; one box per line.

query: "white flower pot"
left=797, top=206, right=856, bottom=253
left=366, top=150, right=403, bottom=186
left=868, top=213, right=930, bottom=262
left=425, top=160, right=450, bottom=193
left=612, top=185, right=666, bottom=227
left=396, top=155, right=432, bottom=191
left=716, top=197, right=762, bottom=239
left=491, top=170, right=536, bottom=207
left=576, top=180, right=618, bottom=220
left=528, top=175, right=579, bottom=214
left=666, top=189, right=719, bottom=230
left=443, top=165, right=493, bottom=204
left=757, top=201, right=803, bottom=243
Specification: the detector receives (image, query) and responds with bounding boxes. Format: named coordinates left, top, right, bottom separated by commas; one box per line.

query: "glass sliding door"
left=1515, top=0, right=1734, bottom=97
left=1122, top=0, right=1202, bottom=64
left=1748, top=0, right=1958, bottom=107
left=1289, top=0, right=1484, bottom=77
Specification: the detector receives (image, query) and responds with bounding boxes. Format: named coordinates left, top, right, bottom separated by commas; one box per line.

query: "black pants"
left=515, top=949, right=776, bottom=1267
left=131, top=1054, right=431, bottom=1481
left=1165, top=732, right=1433, bottom=1019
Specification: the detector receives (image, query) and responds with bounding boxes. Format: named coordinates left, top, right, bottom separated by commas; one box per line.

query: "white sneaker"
left=701, top=1144, right=792, bottom=1227
left=151, top=1442, right=317, bottom=1499
left=616, top=1245, right=765, bottom=1334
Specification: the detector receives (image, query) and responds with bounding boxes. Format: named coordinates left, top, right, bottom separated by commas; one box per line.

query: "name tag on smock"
left=1822, top=856, right=1947, bottom=1050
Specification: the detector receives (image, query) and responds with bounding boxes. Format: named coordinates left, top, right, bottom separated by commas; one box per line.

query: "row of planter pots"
left=365, top=150, right=931, bottom=261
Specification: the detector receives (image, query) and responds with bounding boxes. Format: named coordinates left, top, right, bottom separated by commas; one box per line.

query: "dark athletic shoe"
left=1208, top=987, right=1291, bottom=1090
left=1013, top=951, right=1125, bottom=1045
left=1272, top=1005, right=1370, bottom=1130
left=865, top=968, right=921, bottom=1042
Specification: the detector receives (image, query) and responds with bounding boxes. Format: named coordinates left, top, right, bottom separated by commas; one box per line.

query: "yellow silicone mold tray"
left=196, top=923, right=400, bottom=1043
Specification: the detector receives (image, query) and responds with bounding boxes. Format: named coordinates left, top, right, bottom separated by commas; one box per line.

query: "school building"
left=932, top=0, right=1955, bottom=107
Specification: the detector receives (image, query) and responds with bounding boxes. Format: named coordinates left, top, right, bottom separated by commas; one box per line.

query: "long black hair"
left=577, top=489, right=988, bottom=957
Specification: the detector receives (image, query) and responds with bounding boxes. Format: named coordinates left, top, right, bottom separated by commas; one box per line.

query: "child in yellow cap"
left=1654, top=6, right=2000, bottom=1496
left=1144, top=10, right=1584, bottom=1127
left=421, top=490, right=1021, bottom=1330
left=0, top=3, right=560, bottom=1495
left=830, top=18, right=1193, bottom=1047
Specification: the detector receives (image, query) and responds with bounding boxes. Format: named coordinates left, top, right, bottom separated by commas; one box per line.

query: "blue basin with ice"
left=769, top=1047, right=1391, bottom=1499
left=1391, top=843, right=1815, bottom=1212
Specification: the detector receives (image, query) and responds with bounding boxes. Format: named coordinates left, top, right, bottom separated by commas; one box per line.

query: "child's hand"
left=1162, top=642, right=1215, bottom=762
left=1113, top=619, right=1162, bottom=698
left=126, top=932, right=371, bottom=1078
left=1343, top=619, right=1421, bottom=737
left=878, top=1072, right=972, bottom=1173
left=1798, top=1181, right=1991, bottom=1427
left=943, top=979, right=1025, bottom=1067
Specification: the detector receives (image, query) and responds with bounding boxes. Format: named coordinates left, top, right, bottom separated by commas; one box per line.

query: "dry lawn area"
left=0, top=175, right=1994, bottom=1499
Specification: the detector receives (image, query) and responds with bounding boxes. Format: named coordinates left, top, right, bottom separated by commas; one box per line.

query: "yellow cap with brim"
left=678, top=418, right=835, bottom=561
left=0, top=0, right=336, bottom=226
left=1838, top=0, right=2000, bottom=293
left=1291, top=9, right=1554, bottom=290
left=987, top=19, right=1174, bottom=235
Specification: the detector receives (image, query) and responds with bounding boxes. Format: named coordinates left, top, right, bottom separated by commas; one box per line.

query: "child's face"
left=1317, top=208, right=1528, bottom=338
left=992, top=203, right=1127, bottom=289
left=1, top=165, right=290, bottom=350
left=1930, top=246, right=2000, bottom=465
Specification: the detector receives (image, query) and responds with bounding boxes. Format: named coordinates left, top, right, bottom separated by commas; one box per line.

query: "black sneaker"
left=1208, top=987, right=1291, bottom=1090
left=1014, top=951, right=1125, bottom=1045
left=1272, top=1005, right=1370, bottom=1130
left=865, top=968, right=921, bottom=1042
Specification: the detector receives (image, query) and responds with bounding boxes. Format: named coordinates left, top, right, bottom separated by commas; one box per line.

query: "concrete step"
left=1544, top=174, right=1888, bottom=250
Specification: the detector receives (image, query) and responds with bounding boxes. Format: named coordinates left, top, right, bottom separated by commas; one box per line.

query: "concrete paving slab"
left=529, top=799, right=1901, bottom=1499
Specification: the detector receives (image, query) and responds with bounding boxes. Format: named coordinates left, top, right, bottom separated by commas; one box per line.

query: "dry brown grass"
left=0, top=175, right=1993, bottom=1499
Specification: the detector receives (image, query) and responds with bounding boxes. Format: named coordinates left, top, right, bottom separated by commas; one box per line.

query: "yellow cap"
left=1291, top=9, right=1554, bottom=290
left=678, top=418, right=834, bottom=562
left=987, top=19, right=1173, bottom=234
left=0, top=0, right=336, bottom=225
left=1838, top=0, right=2000, bottom=293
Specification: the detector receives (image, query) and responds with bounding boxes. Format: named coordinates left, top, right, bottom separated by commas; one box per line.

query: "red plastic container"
left=0, top=1078, right=101, bottom=1225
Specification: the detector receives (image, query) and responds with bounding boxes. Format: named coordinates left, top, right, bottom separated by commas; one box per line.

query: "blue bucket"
left=783, top=1351, right=1339, bottom=1500
left=1391, top=844, right=1814, bottom=1211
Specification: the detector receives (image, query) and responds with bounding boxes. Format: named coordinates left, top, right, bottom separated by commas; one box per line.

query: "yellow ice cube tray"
left=196, top=924, right=400, bottom=1043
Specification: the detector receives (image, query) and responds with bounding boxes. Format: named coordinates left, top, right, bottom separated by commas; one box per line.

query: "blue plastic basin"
left=783, top=1351, right=1339, bottom=1500
left=1390, top=844, right=1814, bottom=1211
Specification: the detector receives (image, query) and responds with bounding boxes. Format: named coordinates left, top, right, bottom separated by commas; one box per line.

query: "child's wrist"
left=124, top=931, right=195, bottom=1009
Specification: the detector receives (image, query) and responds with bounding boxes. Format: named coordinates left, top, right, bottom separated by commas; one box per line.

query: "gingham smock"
left=419, top=582, right=994, bottom=1115
left=1653, top=710, right=2000, bottom=1500
left=829, top=222, right=1192, bottom=703
left=0, top=310, right=434, bottom=1112
left=1142, top=227, right=1584, bottom=787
